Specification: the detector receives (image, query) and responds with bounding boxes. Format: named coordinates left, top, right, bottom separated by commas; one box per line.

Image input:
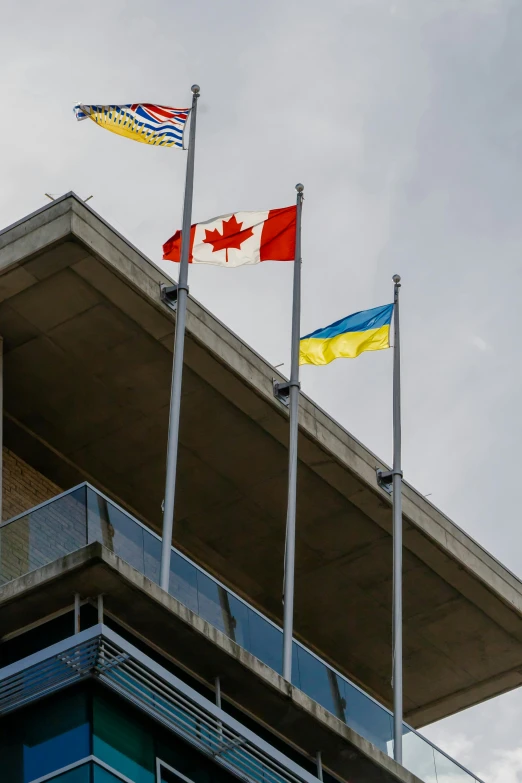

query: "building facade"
left=1, top=195, right=520, bottom=783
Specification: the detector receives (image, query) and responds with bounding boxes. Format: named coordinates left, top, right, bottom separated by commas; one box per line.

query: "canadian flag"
left=163, top=206, right=296, bottom=267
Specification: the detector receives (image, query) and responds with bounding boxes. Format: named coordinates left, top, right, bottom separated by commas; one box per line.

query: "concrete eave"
left=0, top=194, right=522, bottom=727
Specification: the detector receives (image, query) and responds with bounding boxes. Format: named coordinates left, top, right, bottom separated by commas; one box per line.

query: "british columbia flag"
left=74, top=103, right=190, bottom=148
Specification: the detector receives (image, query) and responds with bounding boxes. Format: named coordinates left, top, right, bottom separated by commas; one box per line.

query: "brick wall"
left=0, top=449, right=87, bottom=585
left=3, top=447, right=63, bottom=522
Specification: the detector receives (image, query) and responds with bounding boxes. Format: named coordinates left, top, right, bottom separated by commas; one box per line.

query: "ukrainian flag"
left=299, top=304, right=394, bottom=366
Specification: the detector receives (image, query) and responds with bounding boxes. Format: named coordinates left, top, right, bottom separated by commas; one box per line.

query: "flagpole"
left=282, top=183, right=304, bottom=682
left=160, top=84, right=200, bottom=592
left=392, top=273, right=403, bottom=763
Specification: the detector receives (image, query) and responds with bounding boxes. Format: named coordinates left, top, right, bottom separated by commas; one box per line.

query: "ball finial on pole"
left=393, top=274, right=401, bottom=285
left=191, top=84, right=200, bottom=94
left=295, top=183, right=304, bottom=193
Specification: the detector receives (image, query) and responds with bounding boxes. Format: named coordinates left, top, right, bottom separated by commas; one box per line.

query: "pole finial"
left=191, top=84, right=200, bottom=94
left=295, top=183, right=304, bottom=193
left=393, top=274, right=401, bottom=284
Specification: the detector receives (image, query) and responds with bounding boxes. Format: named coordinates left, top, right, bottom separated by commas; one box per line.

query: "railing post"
left=316, top=752, right=323, bottom=781
left=74, top=593, right=81, bottom=634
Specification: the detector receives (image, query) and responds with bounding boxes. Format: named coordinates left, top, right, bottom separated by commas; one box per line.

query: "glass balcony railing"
left=0, top=483, right=483, bottom=783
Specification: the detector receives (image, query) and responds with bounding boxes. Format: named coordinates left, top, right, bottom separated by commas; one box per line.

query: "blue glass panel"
left=196, top=572, right=251, bottom=649
left=341, top=678, right=393, bottom=754
left=291, top=642, right=301, bottom=689
left=227, top=594, right=251, bottom=650
left=248, top=609, right=283, bottom=674
left=87, top=489, right=145, bottom=572
left=22, top=690, right=89, bottom=783
left=296, top=647, right=346, bottom=720
left=24, top=724, right=89, bottom=783
left=143, top=528, right=161, bottom=585
left=169, top=552, right=198, bottom=613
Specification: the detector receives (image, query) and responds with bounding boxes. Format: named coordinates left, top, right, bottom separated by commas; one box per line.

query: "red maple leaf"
left=203, top=215, right=254, bottom=263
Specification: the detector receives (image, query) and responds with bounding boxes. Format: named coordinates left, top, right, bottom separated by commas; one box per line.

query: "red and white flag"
left=163, top=206, right=296, bottom=267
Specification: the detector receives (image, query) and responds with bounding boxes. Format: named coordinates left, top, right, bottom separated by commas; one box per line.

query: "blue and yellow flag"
left=299, top=304, right=394, bottom=366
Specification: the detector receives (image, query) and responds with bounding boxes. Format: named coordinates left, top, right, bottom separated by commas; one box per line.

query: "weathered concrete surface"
left=0, top=194, right=522, bottom=727
left=0, top=544, right=423, bottom=783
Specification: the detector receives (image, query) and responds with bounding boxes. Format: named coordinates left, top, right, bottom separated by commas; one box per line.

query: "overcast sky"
left=2, top=0, right=522, bottom=778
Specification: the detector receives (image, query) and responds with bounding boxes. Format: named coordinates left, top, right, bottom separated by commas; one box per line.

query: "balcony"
left=0, top=484, right=483, bottom=783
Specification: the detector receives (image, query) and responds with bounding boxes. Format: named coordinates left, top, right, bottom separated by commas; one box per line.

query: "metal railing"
left=0, top=484, right=484, bottom=783
left=0, top=625, right=321, bottom=783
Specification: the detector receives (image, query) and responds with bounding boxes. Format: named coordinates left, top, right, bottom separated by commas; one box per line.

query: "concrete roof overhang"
left=1, top=193, right=522, bottom=727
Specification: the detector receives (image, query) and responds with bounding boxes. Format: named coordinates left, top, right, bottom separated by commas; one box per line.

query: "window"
left=157, top=761, right=198, bottom=783
left=93, top=694, right=155, bottom=783
left=0, top=688, right=90, bottom=783
left=47, top=765, right=91, bottom=782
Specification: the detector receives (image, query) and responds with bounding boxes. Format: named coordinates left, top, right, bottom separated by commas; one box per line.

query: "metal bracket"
left=160, top=283, right=189, bottom=311
left=273, top=380, right=291, bottom=406
left=273, top=380, right=301, bottom=407
left=376, top=468, right=403, bottom=495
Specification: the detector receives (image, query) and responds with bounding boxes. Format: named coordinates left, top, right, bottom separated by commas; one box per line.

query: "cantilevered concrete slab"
left=1, top=193, right=522, bottom=728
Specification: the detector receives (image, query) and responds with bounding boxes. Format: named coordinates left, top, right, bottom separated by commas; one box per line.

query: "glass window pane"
left=87, top=489, right=145, bottom=572
left=196, top=572, right=251, bottom=648
left=296, top=647, right=346, bottom=720
left=248, top=610, right=283, bottom=675
left=341, top=678, right=393, bottom=754
left=143, top=528, right=161, bottom=585
left=227, top=594, right=251, bottom=650
left=402, top=728, right=437, bottom=781
left=21, top=689, right=89, bottom=782
left=169, top=552, right=198, bottom=613
left=49, top=764, right=91, bottom=782
left=93, top=762, right=127, bottom=782
left=1, top=486, right=87, bottom=585
left=291, top=642, right=301, bottom=690
left=433, top=747, right=475, bottom=783
left=93, top=694, right=155, bottom=783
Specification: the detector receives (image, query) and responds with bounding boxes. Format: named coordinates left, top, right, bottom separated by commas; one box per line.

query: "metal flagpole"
left=282, top=183, right=304, bottom=681
left=159, top=85, right=200, bottom=592
left=391, top=273, right=403, bottom=763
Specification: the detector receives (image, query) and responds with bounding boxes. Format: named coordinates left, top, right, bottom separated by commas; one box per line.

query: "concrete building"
left=0, top=194, right=519, bottom=783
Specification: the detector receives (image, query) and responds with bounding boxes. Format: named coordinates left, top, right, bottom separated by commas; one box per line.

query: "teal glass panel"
left=87, top=489, right=145, bottom=572
left=93, top=762, right=127, bottom=782
left=93, top=694, right=155, bottom=783
left=0, top=486, right=87, bottom=585
left=48, top=764, right=91, bottom=782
